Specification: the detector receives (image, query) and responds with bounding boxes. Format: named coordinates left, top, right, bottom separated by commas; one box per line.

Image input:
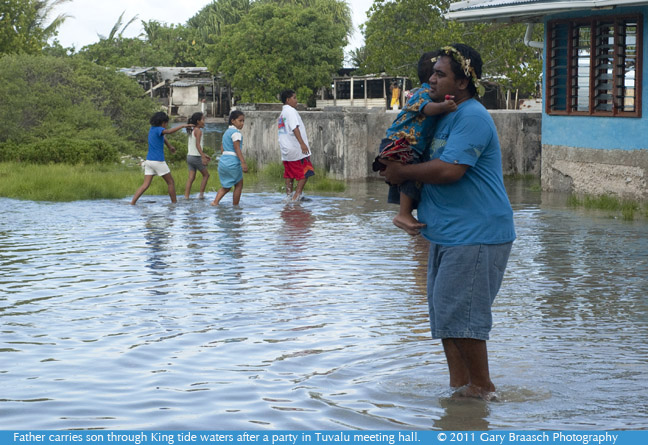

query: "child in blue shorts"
left=373, top=52, right=457, bottom=235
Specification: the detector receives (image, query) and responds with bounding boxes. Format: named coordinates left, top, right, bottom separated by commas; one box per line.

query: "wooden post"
left=364, top=78, right=368, bottom=107
left=169, top=85, right=173, bottom=115
left=219, top=80, right=223, bottom=116
left=333, top=79, right=337, bottom=107
left=383, top=78, right=387, bottom=109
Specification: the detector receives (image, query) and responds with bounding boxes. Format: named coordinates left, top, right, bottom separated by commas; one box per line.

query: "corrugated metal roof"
left=171, top=78, right=215, bottom=87
left=118, top=67, right=155, bottom=76
left=448, top=0, right=648, bottom=22
left=451, top=0, right=547, bottom=10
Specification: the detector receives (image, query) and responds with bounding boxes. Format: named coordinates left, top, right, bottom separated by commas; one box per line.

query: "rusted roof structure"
left=447, top=0, right=648, bottom=22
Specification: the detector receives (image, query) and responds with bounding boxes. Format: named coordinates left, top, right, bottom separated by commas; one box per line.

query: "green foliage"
left=0, top=54, right=158, bottom=164
left=0, top=161, right=345, bottom=201
left=5, top=138, right=120, bottom=164
left=206, top=3, right=348, bottom=103
left=187, top=0, right=253, bottom=42
left=76, top=20, right=202, bottom=67
left=361, top=0, right=543, bottom=95
left=0, top=0, right=70, bottom=55
left=0, top=162, right=144, bottom=201
left=567, top=194, right=645, bottom=221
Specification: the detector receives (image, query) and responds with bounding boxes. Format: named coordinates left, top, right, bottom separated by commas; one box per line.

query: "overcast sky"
left=50, top=0, right=375, bottom=55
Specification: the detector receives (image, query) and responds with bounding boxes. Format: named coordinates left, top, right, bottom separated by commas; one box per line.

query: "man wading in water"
left=380, top=44, right=516, bottom=399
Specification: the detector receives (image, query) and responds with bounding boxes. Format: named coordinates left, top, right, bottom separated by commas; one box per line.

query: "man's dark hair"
left=418, top=51, right=437, bottom=84
left=280, top=89, right=296, bottom=104
left=150, top=111, right=169, bottom=127
left=434, top=43, right=483, bottom=97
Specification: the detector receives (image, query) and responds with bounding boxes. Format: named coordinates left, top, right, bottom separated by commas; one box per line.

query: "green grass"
left=505, top=173, right=542, bottom=192
left=0, top=161, right=346, bottom=202
left=567, top=193, right=647, bottom=221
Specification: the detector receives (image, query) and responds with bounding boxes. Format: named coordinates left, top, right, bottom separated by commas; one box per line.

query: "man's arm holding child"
left=381, top=158, right=468, bottom=186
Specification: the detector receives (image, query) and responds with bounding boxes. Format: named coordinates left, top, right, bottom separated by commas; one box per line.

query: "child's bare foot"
left=393, top=213, right=426, bottom=236
left=210, top=200, right=219, bottom=206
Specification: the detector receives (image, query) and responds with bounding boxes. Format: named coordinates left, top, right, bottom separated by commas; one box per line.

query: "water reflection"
left=0, top=181, right=646, bottom=430
left=216, top=206, right=246, bottom=261
left=435, top=398, right=491, bottom=430
left=143, top=210, right=173, bottom=274
left=279, top=203, right=315, bottom=252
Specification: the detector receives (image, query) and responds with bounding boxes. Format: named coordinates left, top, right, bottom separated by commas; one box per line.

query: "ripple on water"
left=1, top=183, right=648, bottom=429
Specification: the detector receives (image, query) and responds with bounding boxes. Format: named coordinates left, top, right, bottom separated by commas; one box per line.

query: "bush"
left=0, top=54, right=157, bottom=163
left=12, top=138, right=120, bottom=164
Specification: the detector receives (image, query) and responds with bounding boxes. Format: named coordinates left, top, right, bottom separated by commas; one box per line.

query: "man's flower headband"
left=431, top=46, right=485, bottom=97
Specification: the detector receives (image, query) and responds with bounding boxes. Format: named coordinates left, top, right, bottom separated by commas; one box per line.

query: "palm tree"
left=0, top=0, right=72, bottom=54
left=36, top=0, right=73, bottom=40
left=98, top=10, right=140, bottom=41
left=187, top=0, right=252, bottom=42
left=347, top=46, right=368, bottom=72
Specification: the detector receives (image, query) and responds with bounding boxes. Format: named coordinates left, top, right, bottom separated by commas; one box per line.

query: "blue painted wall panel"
left=541, top=6, right=648, bottom=151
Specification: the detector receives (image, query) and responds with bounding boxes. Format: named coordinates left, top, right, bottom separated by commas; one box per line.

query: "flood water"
left=1, top=179, right=647, bottom=430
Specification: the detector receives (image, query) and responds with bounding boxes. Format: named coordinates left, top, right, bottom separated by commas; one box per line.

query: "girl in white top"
left=184, top=112, right=211, bottom=199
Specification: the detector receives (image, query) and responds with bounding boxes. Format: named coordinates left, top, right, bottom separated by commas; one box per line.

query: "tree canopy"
left=0, top=54, right=157, bottom=163
left=0, top=0, right=70, bottom=55
left=205, top=1, right=349, bottom=103
left=76, top=12, right=203, bottom=67
left=361, top=0, right=542, bottom=94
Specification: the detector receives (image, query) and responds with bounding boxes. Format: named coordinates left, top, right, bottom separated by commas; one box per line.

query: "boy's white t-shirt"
left=278, top=104, right=310, bottom=161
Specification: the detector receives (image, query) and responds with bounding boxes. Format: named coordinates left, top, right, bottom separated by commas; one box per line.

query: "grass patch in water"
left=567, top=193, right=646, bottom=221
left=0, top=161, right=345, bottom=202
left=505, top=173, right=542, bottom=192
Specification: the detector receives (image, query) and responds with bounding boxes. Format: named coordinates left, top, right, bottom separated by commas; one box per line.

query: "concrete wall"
left=173, top=86, right=198, bottom=106
left=542, top=145, right=648, bottom=200
left=173, top=86, right=201, bottom=118
left=241, top=107, right=542, bottom=180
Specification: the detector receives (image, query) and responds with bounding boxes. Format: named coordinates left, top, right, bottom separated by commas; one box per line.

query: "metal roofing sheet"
left=448, top=0, right=648, bottom=22
left=450, top=0, right=648, bottom=10
left=450, top=0, right=546, bottom=10
left=171, top=78, right=215, bottom=87
left=118, top=67, right=155, bottom=76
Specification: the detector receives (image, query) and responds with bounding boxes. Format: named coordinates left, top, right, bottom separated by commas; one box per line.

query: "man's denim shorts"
left=427, top=242, right=513, bottom=340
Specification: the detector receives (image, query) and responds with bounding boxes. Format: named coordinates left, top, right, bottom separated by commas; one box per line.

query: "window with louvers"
left=547, top=15, right=641, bottom=117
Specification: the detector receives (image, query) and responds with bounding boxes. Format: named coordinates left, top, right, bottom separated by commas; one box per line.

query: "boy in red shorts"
left=277, top=89, right=315, bottom=201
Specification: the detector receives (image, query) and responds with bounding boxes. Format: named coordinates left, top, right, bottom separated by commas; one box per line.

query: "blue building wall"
left=542, top=6, right=648, bottom=151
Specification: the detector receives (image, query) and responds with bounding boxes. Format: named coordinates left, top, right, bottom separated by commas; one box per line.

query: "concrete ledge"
left=542, top=145, right=648, bottom=200
left=241, top=109, right=541, bottom=180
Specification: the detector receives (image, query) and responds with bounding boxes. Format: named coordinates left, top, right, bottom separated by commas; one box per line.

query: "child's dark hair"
left=187, top=112, right=204, bottom=134
left=150, top=111, right=169, bottom=127
left=280, top=89, right=296, bottom=104
left=418, top=51, right=437, bottom=84
left=433, top=43, right=483, bottom=97
left=228, top=110, right=244, bottom=125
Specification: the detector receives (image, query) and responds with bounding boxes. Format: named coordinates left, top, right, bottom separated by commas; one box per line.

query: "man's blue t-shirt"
left=147, top=126, right=166, bottom=161
left=418, top=98, right=516, bottom=246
